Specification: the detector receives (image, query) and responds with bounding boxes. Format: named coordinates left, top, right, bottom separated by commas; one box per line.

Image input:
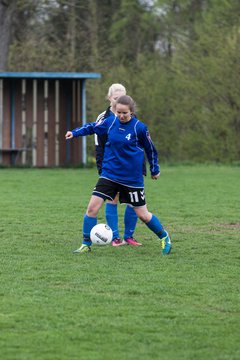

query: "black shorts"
left=92, top=178, right=146, bottom=207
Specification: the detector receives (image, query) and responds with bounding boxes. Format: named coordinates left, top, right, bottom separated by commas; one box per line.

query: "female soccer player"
left=94, top=83, right=142, bottom=247
left=65, top=95, right=172, bottom=255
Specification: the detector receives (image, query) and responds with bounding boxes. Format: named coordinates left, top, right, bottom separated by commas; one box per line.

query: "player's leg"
left=73, top=195, right=104, bottom=253
left=122, top=206, right=141, bottom=246
left=84, top=195, right=105, bottom=244
left=134, top=205, right=171, bottom=255
left=74, top=178, right=119, bottom=254
left=106, top=195, right=140, bottom=247
left=105, top=194, right=122, bottom=246
left=117, top=184, right=142, bottom=246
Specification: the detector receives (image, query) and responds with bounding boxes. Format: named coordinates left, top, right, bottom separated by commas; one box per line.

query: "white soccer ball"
left=90, top=223, right=113, bottom=246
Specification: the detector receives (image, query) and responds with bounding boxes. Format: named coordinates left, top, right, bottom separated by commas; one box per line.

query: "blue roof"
left=0, top=72, right=101, bottom=79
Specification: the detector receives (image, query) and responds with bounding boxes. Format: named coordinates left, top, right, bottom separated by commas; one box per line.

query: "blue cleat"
left=161, top=232, right=171, bottom=255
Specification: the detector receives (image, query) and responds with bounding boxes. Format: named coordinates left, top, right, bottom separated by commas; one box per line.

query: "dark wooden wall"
left=0, top=78, right=84, bottom=167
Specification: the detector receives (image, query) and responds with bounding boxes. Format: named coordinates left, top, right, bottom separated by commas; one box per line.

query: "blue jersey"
left=71, top=115, right=160, bottom=187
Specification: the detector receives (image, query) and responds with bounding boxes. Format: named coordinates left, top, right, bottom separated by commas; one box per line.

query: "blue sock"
left=82, top=214, right=97, bottom=246
left=146, top=214, right=167, bottom=239
left=105, top=203, right=119, bottom=240
left=124, top=205, right=138, bottom=240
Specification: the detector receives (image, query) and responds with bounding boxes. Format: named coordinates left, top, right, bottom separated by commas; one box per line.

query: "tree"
left=170, top=0, right=240, bottom=161
left=0, top=0, right=16, bottom=70
left=4, top=0, right=240, bottom=162
left=110, top=0, right=159, bottom=65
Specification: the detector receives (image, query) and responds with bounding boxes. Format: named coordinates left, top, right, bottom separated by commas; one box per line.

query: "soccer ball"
left=90, top=223, right=113, bottom=246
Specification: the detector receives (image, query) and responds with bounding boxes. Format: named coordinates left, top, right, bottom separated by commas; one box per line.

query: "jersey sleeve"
left=138, top=124, right=160, bottom=176
left=71, top=114, right=115, bottom=138
left=72, top=122, right=96, bottom=137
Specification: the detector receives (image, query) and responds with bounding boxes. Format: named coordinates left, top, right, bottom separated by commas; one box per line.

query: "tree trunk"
left=88, top=0, right=99, bottom=69
left=0, top=1, right=16, bottom=71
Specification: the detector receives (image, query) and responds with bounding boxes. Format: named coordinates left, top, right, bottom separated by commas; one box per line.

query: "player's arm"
left=65, top=122, right=102, bottom=140
left=65, top=131, right=74, bottom=139
left=65, top=122, right=96, bottom=139
left=151, top=173, right=160, bottom=180
left=65, top=115, right=115, bottom=140
left=138, top=125, right=160, bottom=179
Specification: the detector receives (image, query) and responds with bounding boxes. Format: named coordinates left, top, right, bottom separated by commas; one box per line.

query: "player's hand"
left=65, top=131, right=73, bottom=140
left=151, top=172, right=160, bottom=180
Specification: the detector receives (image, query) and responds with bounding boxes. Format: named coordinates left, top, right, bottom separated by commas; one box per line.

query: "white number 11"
left=129, top=191, right=139, bottom=203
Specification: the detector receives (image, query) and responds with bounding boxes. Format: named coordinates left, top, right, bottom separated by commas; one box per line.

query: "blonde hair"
left=107, top=83, right=126, bottom=98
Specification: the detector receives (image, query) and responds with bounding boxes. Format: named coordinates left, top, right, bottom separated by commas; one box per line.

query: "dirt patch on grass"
left=208, top=223, right=240, bottom=233
left=213, top=223, right=240, bottom=229
left=171, top=223, right=240, bottom=234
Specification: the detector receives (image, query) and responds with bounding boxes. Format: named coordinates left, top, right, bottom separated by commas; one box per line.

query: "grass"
left=0, top=165, right=239, bottom=360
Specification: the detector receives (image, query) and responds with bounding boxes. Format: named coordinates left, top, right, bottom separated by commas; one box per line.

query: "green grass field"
left=1, top=165, right=239, bottom=360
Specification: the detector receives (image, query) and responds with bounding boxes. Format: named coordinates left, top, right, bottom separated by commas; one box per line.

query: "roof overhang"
left=0, top=72, right=101, bottom=79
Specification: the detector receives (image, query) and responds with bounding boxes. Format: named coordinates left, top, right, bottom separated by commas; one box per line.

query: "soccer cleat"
left=161, top=232, right=171, bottom=255
left=73, top=244, right=91, bottom=254
left=122, top=237, right=143, bottom=246
left=112, top=238, right=123, bottom=247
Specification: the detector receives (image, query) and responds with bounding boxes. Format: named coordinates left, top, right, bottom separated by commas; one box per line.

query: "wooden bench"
left=0, top=148, right=28, bottom=165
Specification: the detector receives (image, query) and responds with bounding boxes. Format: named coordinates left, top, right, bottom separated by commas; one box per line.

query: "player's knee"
left=87, top=205, right=98, bottom=217
left=138, top=215, right=147, bottom=223
left=137, top=213, right=150, bottom=223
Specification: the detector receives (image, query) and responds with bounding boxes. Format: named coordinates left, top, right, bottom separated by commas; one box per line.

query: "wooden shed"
left=0, top=72, right=101, bottom=167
